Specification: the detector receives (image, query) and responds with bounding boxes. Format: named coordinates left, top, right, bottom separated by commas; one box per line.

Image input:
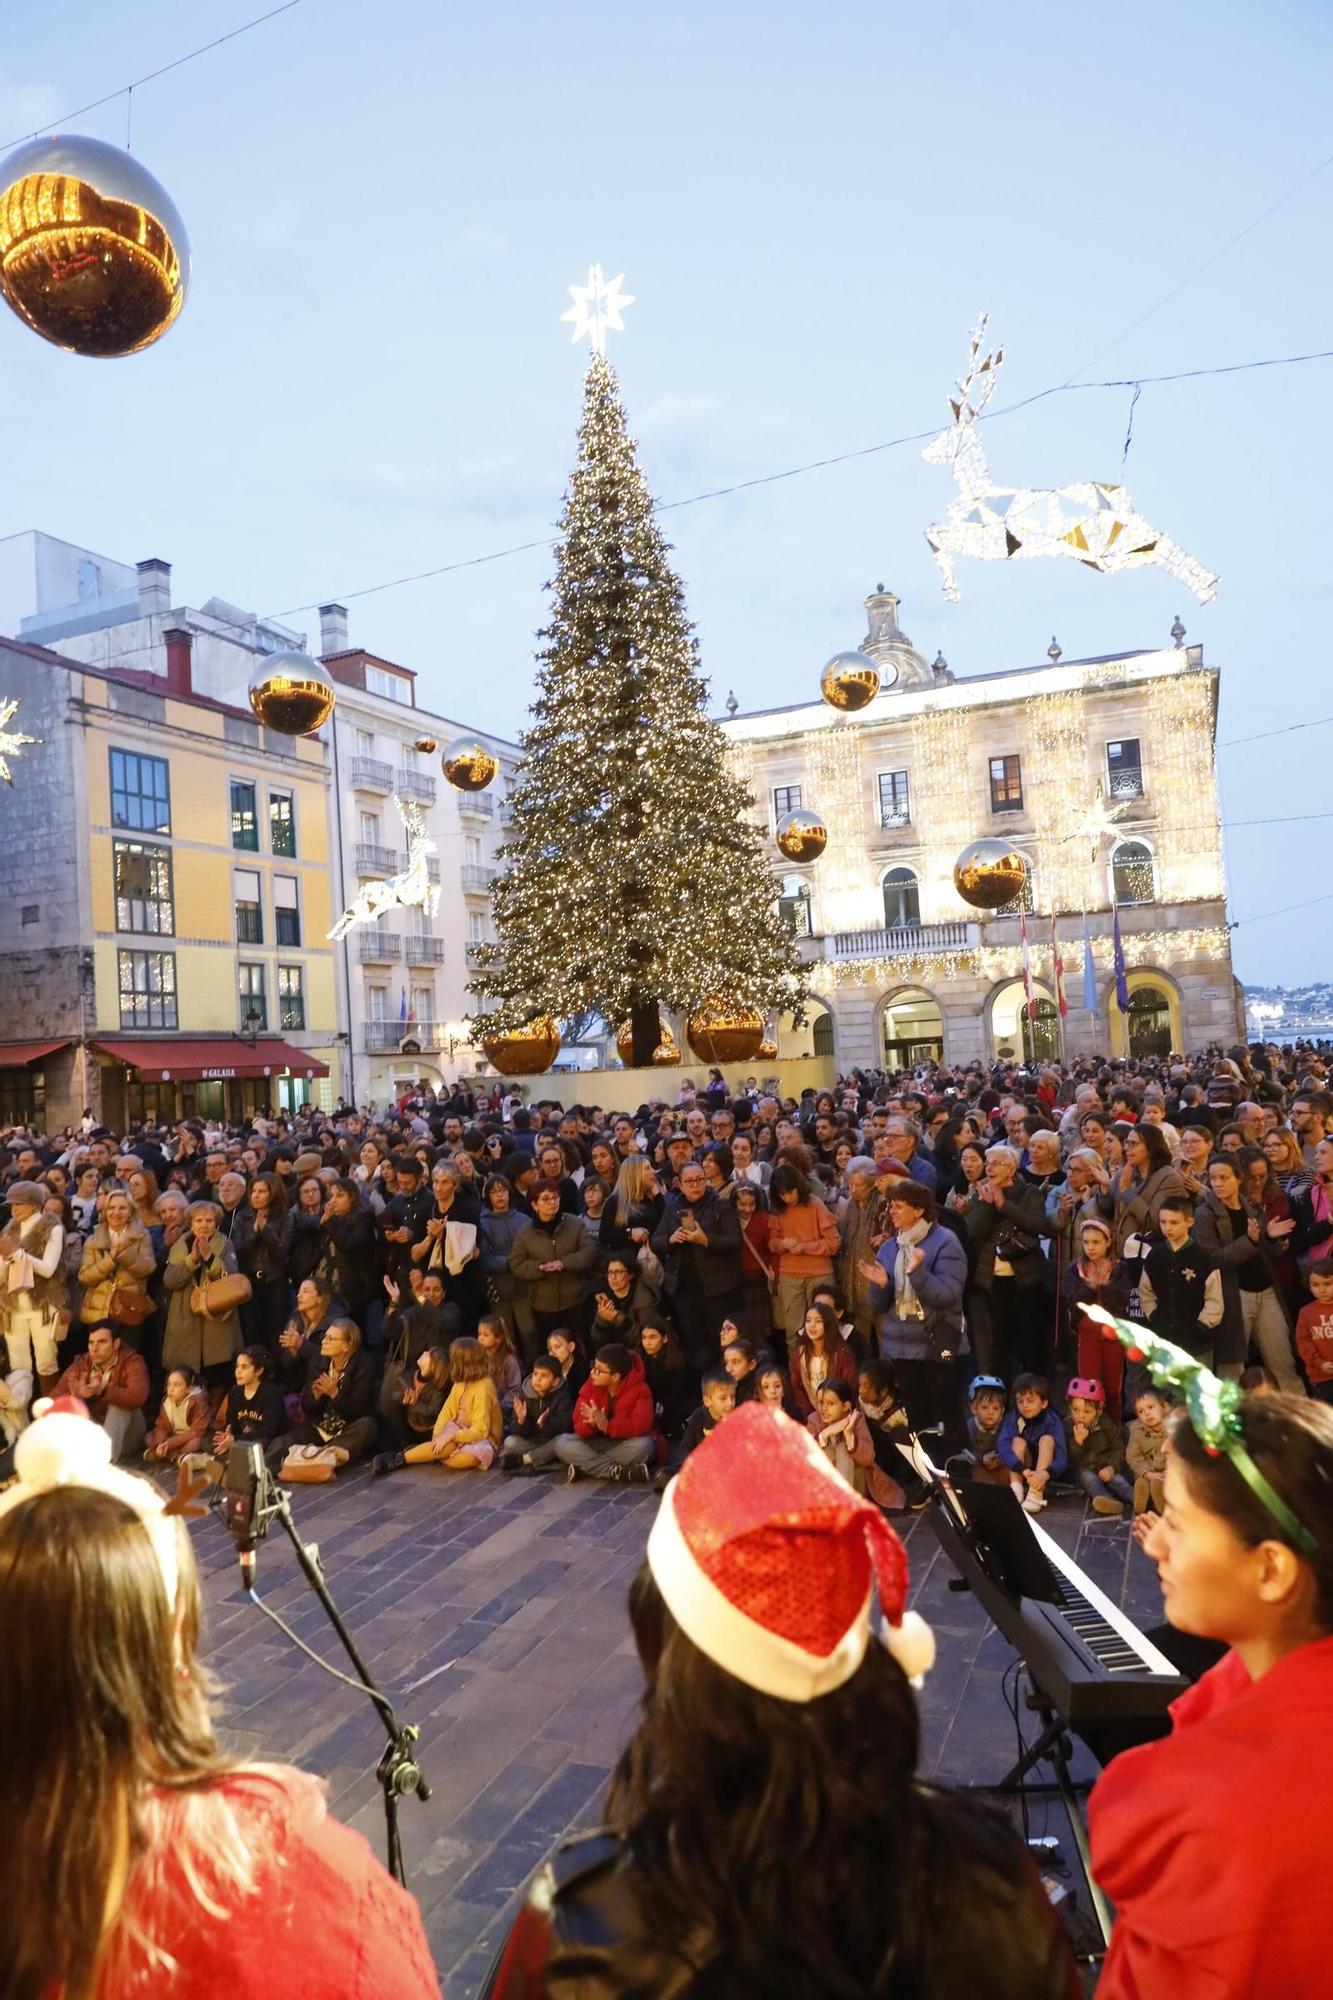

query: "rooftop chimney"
left=319, top=603, right=349, bottom=655
left=137, top=558, right=172, bottom=618
left=163, top=627, right=193, bottom=698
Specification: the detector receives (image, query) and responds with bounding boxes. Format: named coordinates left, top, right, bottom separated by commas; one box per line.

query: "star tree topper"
left=561, top=264, right=634, bottom=355
left=0, top=696, right=38, bottom=783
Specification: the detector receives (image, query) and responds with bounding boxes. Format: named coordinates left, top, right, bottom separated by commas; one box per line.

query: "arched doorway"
left=1126, top=985, right=1172, bottom=1059
left=879, top=988, right=944, bottom=1068
left=990, top=978, right=1060, bottom=1063
left=881, top=867, right=920, bottom=931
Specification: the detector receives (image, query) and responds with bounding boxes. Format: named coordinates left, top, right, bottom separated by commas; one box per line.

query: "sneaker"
left=1021, top=1491, right=1046, bottom=1514
left=371, top=1451, right=405, bottom=1478
left=564, top=1463, right=580, bottom=1484
left=625, top=1462, right=652, bottom=1485
left=1091, top=1494, right=1124, bottom=1517
left=605, top=1464, right=624, bottom=1484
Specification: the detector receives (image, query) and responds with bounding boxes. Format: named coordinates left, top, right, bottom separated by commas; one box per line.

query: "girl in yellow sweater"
left=375, top=1338, right=502, bottom=1474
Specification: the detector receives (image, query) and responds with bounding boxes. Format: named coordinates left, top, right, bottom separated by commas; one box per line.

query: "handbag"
left=279, top=1444, right=338, bottom=1484
left=110, top=1285, right=153, bottom=1326
left=190, top=1273, right=253, bottom=1319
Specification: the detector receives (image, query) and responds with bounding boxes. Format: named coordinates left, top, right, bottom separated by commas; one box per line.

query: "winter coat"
left=162, top=1237, right=242, bottom=1372
left=870, top=1224, right=969, bottom=1363
left=508, top=1375, right=573, bottom=1442
left=1063, top=1408, right=1125, bottom=1477
left=571, top=1351, right=658, bottom=1444
left=231, top=1208, right=294, bottom=1287
left=479, top=1208, right=528, bottom=1304
left=77, top=1217, right=156, bottom=1324
left=0, top=1211, right=66, bottom=1324
left=509, top=1213, right=597, bottom=1312
left=955, top=1181, right=1048, bottom=1292
left=1125, top=1417, right=1169, bottom=1480
left=997, top=1404, right=1068, bottom=1477
left=318, top=1205, right=378, bottom=1316
left=650, top=1187, right=743, bottom=1301
left=433, top=1375, right=503, bottom=1452
left=145, top=1386, right=212, bottom=1460
left=299, top=1347, right=376, bottom=1432
left=1192, top=1193, right=1284, bottom=1369
left=598, top=1192, right=665, bottom=1258
left=807, top=1403, right=905, bottom=1511
left=1110, top=1162, right=1189, bottom=1255
left=638, top=1348, right=696, bottom=1439
left=789, top=1335, right=859, bottom=1420
left=54, top=1339, right=149, bottom=1422
left=287, top=1210, right=325, bottom=1288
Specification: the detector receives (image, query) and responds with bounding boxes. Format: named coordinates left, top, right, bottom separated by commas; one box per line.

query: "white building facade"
left=722, top=589, right=1244, bottom=1072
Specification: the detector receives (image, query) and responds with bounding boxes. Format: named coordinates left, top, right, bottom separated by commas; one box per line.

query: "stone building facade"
left=722, top=589, right=1243, bottom=1073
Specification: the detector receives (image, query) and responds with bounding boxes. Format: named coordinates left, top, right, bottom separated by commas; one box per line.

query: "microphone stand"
left=241, top=1488, right=430, bottom=1885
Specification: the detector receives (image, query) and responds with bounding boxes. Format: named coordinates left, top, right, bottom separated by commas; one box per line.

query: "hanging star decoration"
left=327, top=796, right=441, bottom=941
left=922, top=315, right=1219, bottom=604
left=561, top=264, right=634, bottom=355
left=0, top=696, right=38, bottom=783
left=1058, top=785, right=1133, bottom=862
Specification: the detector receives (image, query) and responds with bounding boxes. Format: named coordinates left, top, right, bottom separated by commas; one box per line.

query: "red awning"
left=0, top=1039, right=71, bottom=1067
left=93, top=1038, right=330, bottom=1082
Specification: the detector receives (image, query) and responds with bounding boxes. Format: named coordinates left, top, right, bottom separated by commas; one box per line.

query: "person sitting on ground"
left=143, top=1365, right=210, bottom=1465
left=808, top=1376, right=884, bottom=1500
left=859, top=1355, right=913, bottom=1492
left=379, top=1343, right=452, bottom=1456
left=998, top=1373, right=1068, bottom=1516
left=589, top=1252, right=660, bottom=1352
left=1064, top=1376, right=1134, bottom=1517
left=53, top=1323, right=150, bottom=1462
left=545, top=1324, right=589, bottom=1400
left=382, top=1267, right=459, bottom=1371
left=670, top=1367, right=736, bottom=1472
left=0, top=1405, right=443, bottom=1998
left=788, top=1300, right=859, bottom=1420
left=272, top=1320, right=377, bottom=1473
left=555, top=1341, right=658, bottom=1485
left=500, top=1351, right=574, bottom=1474
left=377, top=1336, right=502, bottom=1475
left=962, top=1373, right=1010, bottom=1486
left=722, top=1336, right=763, bottom=1404
left=637, top=1318, right=695, bottom=1440
left=1126, top=1386, right=1171, bottom=1515
left=478, top=1312, right=522, bottom=1413
left=211, top=1346, right=285, bottom=1462
left=275, top=1274, right=339, bottom=1393
left=755, top=1359, right=796, bottom=1418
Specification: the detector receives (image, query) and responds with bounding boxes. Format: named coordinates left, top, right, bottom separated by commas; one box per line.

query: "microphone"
left=223, top=1444, right=275, bottom=1584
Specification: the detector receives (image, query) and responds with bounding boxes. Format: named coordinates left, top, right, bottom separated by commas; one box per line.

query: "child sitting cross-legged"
left=670, top=1368, right=736, bottom=1472
left=374, top=1336, right=502, bottom=1475
left=858, top=1357, right=910, bottom=1507
left=1125, top=1385, right=1171, bottom=1515
left=1063, top=1376, right=1134, bottom=1517
left=755, top=1360, right=796, bottom=1418
left=379, top=1344, right=452, bottom=1455
left=997, top=1372, right=1067, bottom=1515
left=499, top=1351, right=574, bottom=1474
left=809, top=1376, right=904, bottom=1512
left=961, top=1373, right=1010, bottom=1486
left=143, top=1365, right=211, bottom=1465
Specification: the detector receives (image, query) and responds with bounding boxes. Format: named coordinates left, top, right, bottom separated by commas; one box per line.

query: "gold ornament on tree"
left=652, top=1038, right=682, bottom=1065
left=481, top=1017, right=561, bottom=1076
left=247, top=651, right=336, bottom=735
left=0, top=135, right=189, bottom=357
left=756, top=1035, right=779, bottom=1061
left=442, top=737, right=499, bottom=792
left=953, top=838, right=1029, bottom=910
left=775, top=808, right=828, bottom=863
left=820, top=650, right=880, bottom=712
left=685, top=997, right=765, bottom=1065
left=616, top=1014, right=678, bottom=1068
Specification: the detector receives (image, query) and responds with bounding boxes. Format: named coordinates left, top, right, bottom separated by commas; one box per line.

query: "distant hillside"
left=1245, top=984, right=1333, bottom=1036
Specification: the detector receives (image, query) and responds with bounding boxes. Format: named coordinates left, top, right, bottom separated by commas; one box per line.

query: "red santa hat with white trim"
left=646, top=1401, right=935, bottom=1701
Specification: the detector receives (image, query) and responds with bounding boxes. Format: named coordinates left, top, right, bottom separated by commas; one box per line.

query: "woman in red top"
left=767, top=1161, right=841, bottom=1348
left=0, top=1407, right=441, bottom=2000
left=1089, top=1391, right=1333, bottom=1999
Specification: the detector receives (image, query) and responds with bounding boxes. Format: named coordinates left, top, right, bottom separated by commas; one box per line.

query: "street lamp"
left=243, top=1007, right=262, bottom=1046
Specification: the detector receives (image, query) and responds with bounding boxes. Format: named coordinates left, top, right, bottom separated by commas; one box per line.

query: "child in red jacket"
left=553, top=1343, right=661, bottom=1484
left=1296, top=1260, right=1333, bottom=1401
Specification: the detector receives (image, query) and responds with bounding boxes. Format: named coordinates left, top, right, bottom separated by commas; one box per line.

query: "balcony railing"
left=498, top=798, right=515, bottom=824
left=465, top=940, right=486, bottom=965
left=356, top=842, right=399, bottom=876
left=363, top=1022, right=451, bottom=1054
left=878, top=809, right=912, bottom=831
left=827, top=921, right=977, bottom=959
left=458, top=790, right=494, bottom=817
left=396, top=769, right=437, bottom=804
left=460, top=864, right=497, bottom=893
left=356, top=930, right=401, bottom=962
left=404, top=936, right=444, bottom=965
left=350, top=757, right=393, bottom=791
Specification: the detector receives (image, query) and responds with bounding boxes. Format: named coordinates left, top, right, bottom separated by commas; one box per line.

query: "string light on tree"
left=469, top=268, right=807, bottom=1066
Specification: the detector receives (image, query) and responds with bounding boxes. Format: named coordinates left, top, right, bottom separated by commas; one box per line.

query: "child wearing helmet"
left=964, top=1374, right=1009, bottom=1485
left=1064, top=1376, right=1134, bottom=1516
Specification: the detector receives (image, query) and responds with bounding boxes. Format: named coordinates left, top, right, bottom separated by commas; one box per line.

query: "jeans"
left=500, top=1433, right=562, bottom=1469
left=103, top=1404, right=146, bottom=1463
left=1076, top=1466, right=1134, bottom=1507
left=553, top=1432, right=654, bottom=1479
left=1239, top=1287, right=1305, bottom=1396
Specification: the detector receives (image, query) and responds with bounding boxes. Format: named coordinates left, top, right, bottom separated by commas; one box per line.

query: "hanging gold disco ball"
left=685, top=996, right=765, bottom=1065
left=820, top=649, right=880, bottom=712
left=756, top=1036, right=779, bottom=1061
left=413, top=736, right=439, bottom=755
left=442, top=737, right=499, bottom=792
left=481, top=1017, right=561, bottom=1076
left=775, top=808, right=828, bottom=863
left=953, top=838, right=1029, bottom=910
left=0, top=134, right=189, bottom=358
left=616, top=1014, right=678, bottom=1067
left=247, top=651, right=336, bottom=735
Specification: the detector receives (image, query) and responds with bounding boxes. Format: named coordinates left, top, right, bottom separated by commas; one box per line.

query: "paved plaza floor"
left=192, top=1463, right=1167, bottom=1996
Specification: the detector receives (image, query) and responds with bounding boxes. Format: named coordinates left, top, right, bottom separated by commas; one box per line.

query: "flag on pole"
left=1050, top=914, right=1068, bottom=1018
left=1082, top=911, right=1098, bottom=1015
left=399, top=986, right=409, bottom=1031
left=1112, top=906, right=1130, bottom=1014
left=1020, top=911, right=1037, bottom=1019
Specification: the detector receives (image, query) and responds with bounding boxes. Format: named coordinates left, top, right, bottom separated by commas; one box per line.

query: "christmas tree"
left=469, top=305, right=807, bottom=1066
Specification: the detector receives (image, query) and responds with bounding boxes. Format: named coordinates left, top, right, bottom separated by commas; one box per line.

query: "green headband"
left=1083, top=1305, right=1318, bottom=1556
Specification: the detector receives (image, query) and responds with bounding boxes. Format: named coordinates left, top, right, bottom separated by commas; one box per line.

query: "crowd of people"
left=2, top=1039, right=1331, bottom=1515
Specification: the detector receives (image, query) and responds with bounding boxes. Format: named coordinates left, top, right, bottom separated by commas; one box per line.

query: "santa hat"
left=0, top=1398, right=180, bottom=1605
left=646, top=1402, right=934, bottom=1701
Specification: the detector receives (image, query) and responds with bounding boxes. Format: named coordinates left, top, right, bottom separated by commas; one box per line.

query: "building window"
left=773, top=785, right=803, bottom=820
left=239, top=962, right=267, bottom=1031
left=411, top=984, right=434, bottom=1024
left=1112, top=839, right=1156, bottom=906
left=989, top=755, right=1024, bottom=813
left=1107, top=738, right=1144, bottom=800
left=118, top=949, right=177, bottom=1029
left=777, top=874, right=812, bottom=938
left=269, top=791, right=296, bottom=856
left=274, top=874, right=301, bottom=947
left=878, top=770, right=911, bottom=826
left=110, top=749, right=170, bottom=834
left=235, top=868, right=263, bottom=945
left=113, top=839, right=174, bottom=935
left=278, top=964, right=305, bottom=1031
left=366, top=985, right=387, bottom=1022
left=366, top=665, right=409, bottom=704
left=882, top=867, right=921, bottom=930
left=231, top=780, right=258, bottom=850
left=467, top=910, right=485, bottom=943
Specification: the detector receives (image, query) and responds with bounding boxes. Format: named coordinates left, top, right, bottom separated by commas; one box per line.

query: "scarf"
left=893, top=1218, right=931, bottom=1320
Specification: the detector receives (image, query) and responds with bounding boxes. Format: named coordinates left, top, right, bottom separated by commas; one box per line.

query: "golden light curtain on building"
left=910, top=704, right=973, bottom=918
left=822, top=922, right=1232, bottom=991
left=806, top=719, right=868, bottom=932
left=1024, top=690, right=1090, bottom=913
left=1147, top=671, right=1224, bottom=904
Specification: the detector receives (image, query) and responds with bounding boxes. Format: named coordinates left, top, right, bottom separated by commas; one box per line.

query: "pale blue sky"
left=1, top=0, right=1330, bottom=981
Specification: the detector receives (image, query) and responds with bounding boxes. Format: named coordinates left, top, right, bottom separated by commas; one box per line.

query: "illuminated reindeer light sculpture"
left=921, top=317, right=1218, bottom=604
left=328, top=796, right=441, bottom=941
